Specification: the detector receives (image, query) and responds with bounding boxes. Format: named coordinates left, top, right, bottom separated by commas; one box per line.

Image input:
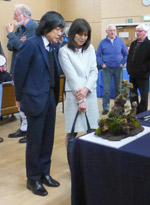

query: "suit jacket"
left=127, top=37, right=150, bottom=79
left=14, top=35, right=60, bottom=117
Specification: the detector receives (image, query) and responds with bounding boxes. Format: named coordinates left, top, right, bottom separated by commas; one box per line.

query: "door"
left=116, top=26, right=136, bottom=47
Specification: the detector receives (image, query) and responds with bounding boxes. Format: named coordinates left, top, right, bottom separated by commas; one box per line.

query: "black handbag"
left=67, top=110, right=92, bottom=169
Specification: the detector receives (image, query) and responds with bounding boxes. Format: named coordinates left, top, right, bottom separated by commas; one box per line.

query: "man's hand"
left=102, top=64, right=106, bottom=68
left=20, top=36, right=27, bottom=42
left=16, top=101, right=21, bottom=108
left=6, top=22, right=14, bottom=34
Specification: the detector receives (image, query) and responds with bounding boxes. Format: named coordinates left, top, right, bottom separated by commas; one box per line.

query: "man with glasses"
left=6, top=4, right=38, bottom=143
left=127, top=24, right=150, bottom=114
left=13, top=11, right=65, bottom=196
left=96, top=24, right=128, bottom=115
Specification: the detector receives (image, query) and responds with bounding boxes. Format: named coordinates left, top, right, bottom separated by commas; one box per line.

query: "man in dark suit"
left=14, top=11, right=65, bottom=196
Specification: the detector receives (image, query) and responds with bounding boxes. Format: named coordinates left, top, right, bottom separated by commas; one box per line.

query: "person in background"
left=54, top=27, right=69, bottom=75
left=127, top=24, right=150, bottom=114
left=60, top=26, right=69, bottom=47
left=0, top=42, right=12, bottom=143
left=58, top=18, right=99, bottom=165
left=96, top=24, right=128, bottom=115
left=14, top=11, right=65, bottom=196
left=6, top=4, right=38, bottom=143
left=0, top=42, right=12, bottom=84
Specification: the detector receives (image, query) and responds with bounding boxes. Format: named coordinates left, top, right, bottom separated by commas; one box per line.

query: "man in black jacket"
left=127, top=24, right=150, bottom=114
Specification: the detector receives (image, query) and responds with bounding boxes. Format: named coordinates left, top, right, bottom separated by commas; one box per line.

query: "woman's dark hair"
left=36, top=11, right=65, bottom=36
left=68, top=18, right=91, bottom=51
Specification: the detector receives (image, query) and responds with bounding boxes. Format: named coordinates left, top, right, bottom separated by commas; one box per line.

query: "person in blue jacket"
left=96, top=24, right=128, bottom=115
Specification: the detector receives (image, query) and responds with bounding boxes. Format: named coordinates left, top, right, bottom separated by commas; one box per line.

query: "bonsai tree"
left=95, top=80, right=143, bottom=140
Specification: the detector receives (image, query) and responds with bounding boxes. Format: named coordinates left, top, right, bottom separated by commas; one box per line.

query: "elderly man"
left=127, top=24, right=150, bottom=114
left=96, top=24, right=128, bottom=115
left=6, top=4, right=38, bottom=143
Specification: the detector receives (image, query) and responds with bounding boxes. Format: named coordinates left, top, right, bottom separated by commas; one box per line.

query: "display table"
left=71, top=111, right=150, bottom=205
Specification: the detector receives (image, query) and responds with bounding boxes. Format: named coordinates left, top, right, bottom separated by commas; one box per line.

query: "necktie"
left=46, top=44, right=55, bottom=88
left=48, top=43, right=53, bottom=53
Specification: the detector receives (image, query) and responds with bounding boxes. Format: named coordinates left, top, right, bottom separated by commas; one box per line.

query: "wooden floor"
left=0, top=97, right=150, bottom=205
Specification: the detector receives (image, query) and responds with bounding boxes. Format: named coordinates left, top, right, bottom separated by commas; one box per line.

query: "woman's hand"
left=78, top=101, right=86, bottom=113
left=76, top=87, right=89, bottom=100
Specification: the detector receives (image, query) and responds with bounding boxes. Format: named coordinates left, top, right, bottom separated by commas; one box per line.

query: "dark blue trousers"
left=26, top=89, right=56, bottom=181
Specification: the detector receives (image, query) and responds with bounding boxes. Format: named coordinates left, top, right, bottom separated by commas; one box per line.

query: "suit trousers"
left=26, top=89, right=56, bottom=181
left=130, top=76, right=149, bottom=114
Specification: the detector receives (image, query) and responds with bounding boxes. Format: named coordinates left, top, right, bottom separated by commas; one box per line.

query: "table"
left=71, top=111, right=150, bottom=205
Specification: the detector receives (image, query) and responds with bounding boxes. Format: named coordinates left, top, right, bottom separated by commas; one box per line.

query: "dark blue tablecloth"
left=71, top=111, right=150, bottom=205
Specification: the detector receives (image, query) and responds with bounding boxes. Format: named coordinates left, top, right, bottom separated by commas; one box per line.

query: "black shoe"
left=8, top=129, right=27, bottom=138
left=41, top=175, right=60, bottom=187
left=27, top=179, right=48, bottom=196
left=102, top=110, right=109, bottom=115
left=0, top=137, right=4, bottom=143
left=19, top=136, right=27, bottom=143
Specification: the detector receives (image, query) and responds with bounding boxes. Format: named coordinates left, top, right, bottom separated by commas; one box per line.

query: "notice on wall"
left=119, top=32, right=129, bottom=38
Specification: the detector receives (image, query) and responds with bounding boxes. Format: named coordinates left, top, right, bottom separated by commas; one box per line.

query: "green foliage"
left=95, top=127, right=101, bottom=136
left=95, top=80, right=142, bottom=137
left=126, top=113, right=134, bottom=120
left=107, top=115, right=122, bottom=134
left=108, top=112, right=113, bottom=118
left=130, top=118, right=140, bottom=128
left=98, top=119, right=105, bottom=127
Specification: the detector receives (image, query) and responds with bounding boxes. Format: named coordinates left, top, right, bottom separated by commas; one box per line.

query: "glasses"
left=55, top=27, right=64, bottom=34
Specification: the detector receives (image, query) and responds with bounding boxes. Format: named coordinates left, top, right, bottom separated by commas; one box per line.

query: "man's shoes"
left=27, top=179, right=48, bottom=196
left=19, top=136, right=27, bottom=143
left=41, top=175, right=60, bottom=187
left=0, top=137, right=4, bottom=143
left=8, top=129, right=27, bottom=138
left=102, top=110, right=109, bottom=115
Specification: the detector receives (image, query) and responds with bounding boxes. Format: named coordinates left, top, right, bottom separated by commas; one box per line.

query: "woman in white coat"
left=58, top=18, right=99, bottom=145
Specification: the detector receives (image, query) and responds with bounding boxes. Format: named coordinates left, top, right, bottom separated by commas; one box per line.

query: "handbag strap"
left=70, top=110, right=91, bottom=138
